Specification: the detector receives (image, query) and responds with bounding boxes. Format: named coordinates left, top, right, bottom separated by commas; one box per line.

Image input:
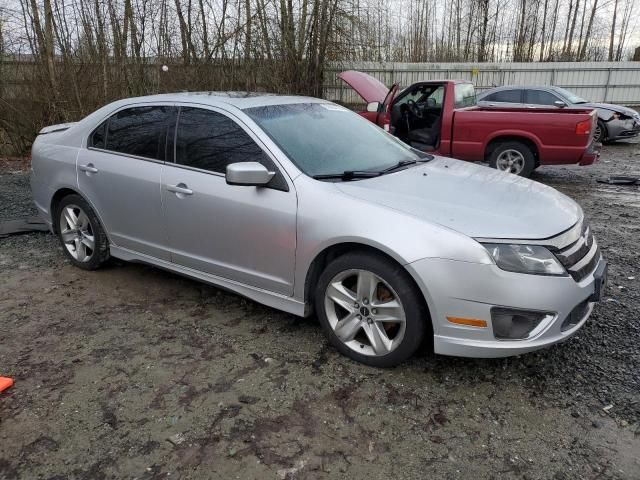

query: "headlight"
left=483, top=243, right=566, bottom=276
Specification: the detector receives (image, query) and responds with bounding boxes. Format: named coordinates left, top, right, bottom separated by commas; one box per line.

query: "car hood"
left=336, top=157, right=581, bottom=240
left=338, top=70, right=389, bottom=104
left=578, top=102, right=639, bottom=117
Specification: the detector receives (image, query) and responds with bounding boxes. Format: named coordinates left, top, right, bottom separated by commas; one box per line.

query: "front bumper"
left=607, top=118, right=640, bottom=140
left=406, top=255, right=604, bottom=358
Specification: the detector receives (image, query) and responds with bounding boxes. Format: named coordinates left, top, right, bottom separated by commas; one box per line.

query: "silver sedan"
left=31, top=93, right=607, bottom=366
left=477, top=85, right=640, bottom=143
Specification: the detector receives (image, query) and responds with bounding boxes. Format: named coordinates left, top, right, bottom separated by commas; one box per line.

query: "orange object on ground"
left=0, top=377, right=14, bottom=392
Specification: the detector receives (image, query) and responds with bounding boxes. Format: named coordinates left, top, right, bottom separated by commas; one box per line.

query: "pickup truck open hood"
left=336, top=157, right=581, bottom=240
left=338, top=70, right=389, bottom=104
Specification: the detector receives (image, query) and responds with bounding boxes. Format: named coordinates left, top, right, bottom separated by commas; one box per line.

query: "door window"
left=484, top=89, right=522, bottom=103
left=525, top=90, right=562, bottom=106
left=103, top=106, right=174, bottom=160
left=175, top=107, right=287, bottom=189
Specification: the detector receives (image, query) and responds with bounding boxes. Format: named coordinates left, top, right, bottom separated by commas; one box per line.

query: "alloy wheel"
left=59, top=204, right=95, bottom=262
left=496, top=149, right=526, bottom=174
left=324, top=269, right=406, bottom=356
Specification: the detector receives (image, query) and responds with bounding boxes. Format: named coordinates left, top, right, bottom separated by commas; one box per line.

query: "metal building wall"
left=324, top=62, right=640, bottom=106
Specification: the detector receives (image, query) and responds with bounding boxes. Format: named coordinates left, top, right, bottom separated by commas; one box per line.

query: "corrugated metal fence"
left=324, top=61, right=640, bottom=106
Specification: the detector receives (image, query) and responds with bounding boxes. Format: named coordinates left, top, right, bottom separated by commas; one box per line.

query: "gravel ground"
left=1, top=142, right=639, bottom=479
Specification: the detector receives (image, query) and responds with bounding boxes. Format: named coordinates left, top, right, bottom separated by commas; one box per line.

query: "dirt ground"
left=1, top=140, right=639, bottom=480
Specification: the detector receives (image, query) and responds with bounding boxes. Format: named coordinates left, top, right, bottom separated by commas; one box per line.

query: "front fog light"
left=491, top=308, right=553, bottom=340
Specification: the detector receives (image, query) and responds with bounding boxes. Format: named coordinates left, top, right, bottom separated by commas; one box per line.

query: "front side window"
left=486, top=89, right=522, bottom=103
left=104, top=106, right=173, bottom=160
left=525, top=90, right=561, bottom=106
left=454, top=83, right=476, bottom=108
left=175, top=107, right=276, bottom=174
left=174, top=107, right=287, bottom=190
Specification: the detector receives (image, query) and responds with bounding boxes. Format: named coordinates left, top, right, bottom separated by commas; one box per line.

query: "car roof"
left=478, top=85, right=564, bottom=100
left=481, top=85, right=559, bottom=92
left=109, top=91, right=328, bottom=110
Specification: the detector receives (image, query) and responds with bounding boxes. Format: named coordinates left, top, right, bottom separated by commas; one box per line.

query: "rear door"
left=161, top=106, right=297, bottom=295
left=77, top=104, right=175, bottom=260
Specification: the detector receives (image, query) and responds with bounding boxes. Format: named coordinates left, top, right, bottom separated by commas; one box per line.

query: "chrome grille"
left=552, top=221, right=600, bottom=282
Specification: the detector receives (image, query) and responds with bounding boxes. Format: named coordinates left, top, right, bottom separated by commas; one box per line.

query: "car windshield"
left=552, top=87, right=587, bottom=104
left=244, top=103, right=428, bottom=178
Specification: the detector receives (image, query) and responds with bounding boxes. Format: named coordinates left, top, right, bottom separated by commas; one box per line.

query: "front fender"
left=292, top=176, right=492, bottom=300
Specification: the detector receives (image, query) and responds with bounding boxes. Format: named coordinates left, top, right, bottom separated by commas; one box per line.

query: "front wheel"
left=489, top=141, right=536, bottom=177
left=314, top=252, right=428, bottom=367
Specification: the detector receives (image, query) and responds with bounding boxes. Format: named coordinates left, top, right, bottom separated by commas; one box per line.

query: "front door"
left=77, top=105, right=175, bottom=260
left=161, top=106, right=297, bottom=296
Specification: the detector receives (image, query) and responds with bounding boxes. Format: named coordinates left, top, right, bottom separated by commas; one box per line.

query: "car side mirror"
left=366, top=101, right=380, bottom=112
left=554, top=100, right=567, bottom=108
left=226, top=162, right=275, bottom=187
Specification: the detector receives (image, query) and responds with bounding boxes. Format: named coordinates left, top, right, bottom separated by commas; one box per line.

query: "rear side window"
left=525, top=90, right=561, bottom=106
left=175, top=107, right=287, bottom=190
left=485, top=89, right=522, bottom=103
left=104, top=106, right=173, bottom=160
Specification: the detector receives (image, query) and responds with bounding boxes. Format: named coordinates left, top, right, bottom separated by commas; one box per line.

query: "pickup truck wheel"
left=489, top=142, right=535, bottom=177
left=55, top=194, right=110, bottom=270
left=315, top=251, right=427, bottom=367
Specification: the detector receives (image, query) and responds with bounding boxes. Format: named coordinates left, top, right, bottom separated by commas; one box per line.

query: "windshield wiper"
left=312, top=170, right=382, bottom=181
left=380, top=159, right=418, bottom=173
left=313, top=156, right=433, bottom=181
left=381, top=155, right=432, bottom=173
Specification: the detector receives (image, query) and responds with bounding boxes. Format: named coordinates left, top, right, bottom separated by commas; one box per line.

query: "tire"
left=594, top=120, right=607, bottom=143
left=314, top=251, right=428, bottom=367
left=488, top=141, right=536, bottom=177
left=55, top=194, right=110, bottom=270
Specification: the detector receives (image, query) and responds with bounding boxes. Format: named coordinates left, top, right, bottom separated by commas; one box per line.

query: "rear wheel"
left=489, top=141, right=536, bottom=177
left=314, top=252, right=428, bottom=367
left=55, top=194, right=109, bottom=270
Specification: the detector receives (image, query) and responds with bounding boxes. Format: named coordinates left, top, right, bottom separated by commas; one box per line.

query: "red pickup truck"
left=339, top=71, right=600, bottom=177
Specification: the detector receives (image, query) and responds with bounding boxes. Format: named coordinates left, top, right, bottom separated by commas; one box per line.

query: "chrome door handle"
left=167, top=183, right=193, bottom=196
left=79, top=163, right=98, bottom=173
